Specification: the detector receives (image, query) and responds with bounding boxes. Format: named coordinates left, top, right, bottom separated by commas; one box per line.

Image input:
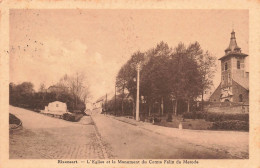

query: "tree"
left=186, top=42, right=217, bottom=111
left=140, top=42, right=172, bottom=116
left=66, top=72, right=89, bottom=110
left=112, top=41, right=216, bottom=119
left=39, top=83, right=46, bottom=92
left=169, top=43, right=187, bottom=115
left=116, top=65, right=128, bottom=115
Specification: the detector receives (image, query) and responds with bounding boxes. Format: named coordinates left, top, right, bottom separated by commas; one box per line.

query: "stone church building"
left=209, top=30, right=249, bottom=104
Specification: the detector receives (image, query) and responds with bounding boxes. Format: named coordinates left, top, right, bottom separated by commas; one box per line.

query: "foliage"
left=9, top=75, right=87, bottom=113
left=112, top=41, right=216, bottom=117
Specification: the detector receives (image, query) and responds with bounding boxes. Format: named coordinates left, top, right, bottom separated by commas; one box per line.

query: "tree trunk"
left=174, top=99, right=178, bottom=116
left=172, top=100, right=174, bottom=115
left=187, top=99, right=190, bottom=112
left=158, top=102, right=161, bottom=116
left=148, top=103, right=151, bottom=116
left=161, top=97, right=164, bottom=116
left=121, top=85, right=125, bottom=115
left=132, top=101, right=135, bottom=117
left=201, top=91, right=204, bottom=111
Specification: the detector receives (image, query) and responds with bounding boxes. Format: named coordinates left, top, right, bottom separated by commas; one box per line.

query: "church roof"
left=233, top=75, right=249, bottom=90
left=219, top=30, right=248, bottom=60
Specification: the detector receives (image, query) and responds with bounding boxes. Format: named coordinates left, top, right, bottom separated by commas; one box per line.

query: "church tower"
left=218, top=30, right=248, bottom=102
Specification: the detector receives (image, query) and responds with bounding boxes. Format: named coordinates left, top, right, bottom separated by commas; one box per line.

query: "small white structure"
left=41, top=101, right=68, bottom=116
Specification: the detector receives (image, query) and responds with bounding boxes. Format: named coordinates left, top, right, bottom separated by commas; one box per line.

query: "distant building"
left=93, top=92, right=114, bottom=111
left=85, top=102, right=93, bottom=111
left=209, top=30, right=249, bottom=104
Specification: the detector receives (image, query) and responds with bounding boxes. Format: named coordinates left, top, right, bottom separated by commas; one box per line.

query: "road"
left=9, top=106, right=105, bottom=159
left=9, top=106, right=248, bottom=159
left=91, top=112, right=247, bottom=159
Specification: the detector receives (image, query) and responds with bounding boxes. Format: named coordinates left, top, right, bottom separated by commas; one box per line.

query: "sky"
left=9, top=9, right=249, bottom=101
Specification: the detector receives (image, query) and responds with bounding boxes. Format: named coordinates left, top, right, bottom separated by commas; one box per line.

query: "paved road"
left=9, top=106, right=104, bottom=159
left=91, top=112, right=244, bottom=159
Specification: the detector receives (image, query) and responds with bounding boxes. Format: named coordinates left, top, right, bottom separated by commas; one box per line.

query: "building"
left=41, top=101, right=68, bottom=117
left=93, top=92, right=114, bottom=111
left=209, top=30, right=249, bottom=104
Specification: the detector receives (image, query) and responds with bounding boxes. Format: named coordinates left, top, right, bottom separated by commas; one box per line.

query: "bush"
left=166, top=114, right=172, bottom=122
left=63, top=113, right=83, bottom=122
left=210, top=120, right=249, bottom=131
left=63, top=113, right=75, bottom=122
left=182, top=112, right=207, bottom=119
left=9, top=113, right=21, bottom=125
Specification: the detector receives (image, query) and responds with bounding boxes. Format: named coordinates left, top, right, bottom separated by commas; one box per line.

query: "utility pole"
left=136, top=63, right=140, bottom=121
left=115, top=85, right=117, bottom=116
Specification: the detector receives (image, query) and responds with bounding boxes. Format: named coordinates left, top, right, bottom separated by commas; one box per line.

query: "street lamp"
left=136, top=63, right=141, bottom=121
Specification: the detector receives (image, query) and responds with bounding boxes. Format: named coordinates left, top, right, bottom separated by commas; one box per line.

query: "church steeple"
left=225, top=30, right=241, bottom=54
left=219, top=30, right=247, bottom=61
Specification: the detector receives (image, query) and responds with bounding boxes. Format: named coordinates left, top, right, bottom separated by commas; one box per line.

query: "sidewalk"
left=104, top=114, right=249, bottom=159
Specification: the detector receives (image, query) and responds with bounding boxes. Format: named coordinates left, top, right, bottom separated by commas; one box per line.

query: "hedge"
left=210, top=120, right=249, bottom=131
left=182, top=112, right=249, bottom=122
left=205, top=113, right=249, bottom=122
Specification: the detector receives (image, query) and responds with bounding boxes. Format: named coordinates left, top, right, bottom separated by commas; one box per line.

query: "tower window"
left=237, top=61, right=240, bottom=69
left=225, top=62, right=228, bottom=70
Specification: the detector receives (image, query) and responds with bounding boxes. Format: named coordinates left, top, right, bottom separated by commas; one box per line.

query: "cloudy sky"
left=9, top=9, right=248, bottom=101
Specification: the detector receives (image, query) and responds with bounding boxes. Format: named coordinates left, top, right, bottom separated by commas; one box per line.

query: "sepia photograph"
left=7, top=9, right=251, bottom=160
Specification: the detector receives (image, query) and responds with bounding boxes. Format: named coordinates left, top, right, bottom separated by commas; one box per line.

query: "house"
left=42, top=101, right=68, bottom=116
left=209, top=30, right=249, bottom=104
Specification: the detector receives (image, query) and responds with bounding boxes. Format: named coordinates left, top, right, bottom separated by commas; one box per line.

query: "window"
left=237, top=61, right=240, bottom=69
left=225, top=62, right=228, bottom=70
left=239, top=94, right=243, bottom=102
left=228, top=73, right=231, bottom=83
left=56, top=104, right=59, bottom=107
